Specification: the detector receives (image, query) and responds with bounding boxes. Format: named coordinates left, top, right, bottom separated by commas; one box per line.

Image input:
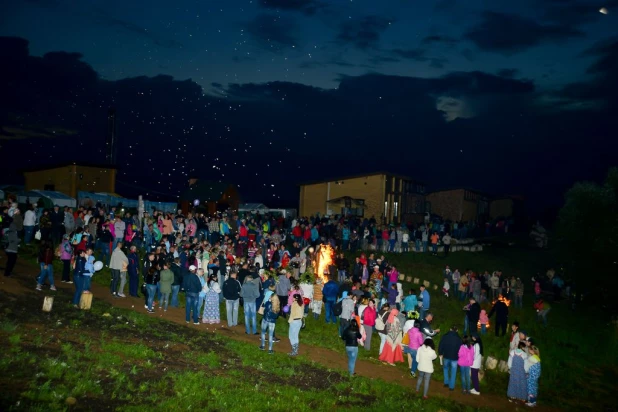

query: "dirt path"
left=0, top=257, right=547, bottom=412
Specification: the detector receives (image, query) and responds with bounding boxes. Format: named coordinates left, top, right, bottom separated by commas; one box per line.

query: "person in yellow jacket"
left=288, top=294, right=304, bottom=356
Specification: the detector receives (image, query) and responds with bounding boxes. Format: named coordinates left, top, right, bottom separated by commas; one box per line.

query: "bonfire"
left=313, top=244, right=334, bottom=283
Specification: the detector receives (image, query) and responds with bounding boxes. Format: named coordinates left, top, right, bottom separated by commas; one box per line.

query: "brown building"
left=23, top=163, right=117, bottom=199
left=299, top=172, right=426, bottom=223
left=179, top=178, right=240, bottom=215
left=490, top=196, right=525, bottom=220
left=426, top=188, right=490, bottom=222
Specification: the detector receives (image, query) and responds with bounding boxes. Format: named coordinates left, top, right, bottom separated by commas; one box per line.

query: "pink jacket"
left=408, top=327, right=424, bottom=350
left=479, top=310, right=489, bottom=325
left=457, top=345, right=475, bottom=367
left=388, top=269, right=399, bottom=283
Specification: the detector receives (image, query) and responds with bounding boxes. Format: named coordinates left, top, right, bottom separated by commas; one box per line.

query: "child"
left=479, top=309, right=489, bottom=335
left=83, top=248, right=95, bottom=294
left=442, top=279, right=450, bottom=298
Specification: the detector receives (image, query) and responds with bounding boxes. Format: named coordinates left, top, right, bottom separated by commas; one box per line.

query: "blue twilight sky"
left=1, top=0, right=617, bottom=211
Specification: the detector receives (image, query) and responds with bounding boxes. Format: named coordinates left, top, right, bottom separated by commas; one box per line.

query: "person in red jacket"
left=36, top=241, right=56, bottom=291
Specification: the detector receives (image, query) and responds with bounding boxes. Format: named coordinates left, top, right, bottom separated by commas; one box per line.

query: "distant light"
left=599, top=7, right=608, bottom=14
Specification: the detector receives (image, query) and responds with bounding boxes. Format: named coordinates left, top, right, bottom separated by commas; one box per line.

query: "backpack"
left=375, top=312, right=386, bottom=332
left=333, top=300, right=343, bottom=317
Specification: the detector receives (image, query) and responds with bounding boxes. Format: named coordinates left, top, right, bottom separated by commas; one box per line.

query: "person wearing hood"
left=3, top=223, right=20, bottom=277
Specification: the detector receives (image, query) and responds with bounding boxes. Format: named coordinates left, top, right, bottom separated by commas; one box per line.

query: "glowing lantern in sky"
left=599, top=7, right=608, bottom=14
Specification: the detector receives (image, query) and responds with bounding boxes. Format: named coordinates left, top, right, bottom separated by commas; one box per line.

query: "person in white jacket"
left=415, top=338, right=438, bottom=399
left=470, top=333, right=483, bottom=395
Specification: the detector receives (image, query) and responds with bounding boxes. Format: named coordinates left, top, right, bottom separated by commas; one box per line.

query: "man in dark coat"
left=488, top=295, right=509, bottom=337
left=465, top=297, right=481, bottom=335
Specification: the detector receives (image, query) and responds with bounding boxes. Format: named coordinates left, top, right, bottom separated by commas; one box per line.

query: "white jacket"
left=472, top=343, right=482, bottom=369
left=416, top=344, right=437, bottom=373
left=24, top=210, right=36, bottom=226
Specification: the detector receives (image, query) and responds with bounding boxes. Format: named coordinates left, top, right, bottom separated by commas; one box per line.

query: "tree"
left=556, top=168, right=618, bottom=293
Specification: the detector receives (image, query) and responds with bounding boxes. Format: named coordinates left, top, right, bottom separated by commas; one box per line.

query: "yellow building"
left=24, top=163, right=117, bottom=199
left=299, top=172, right=426, bottom=223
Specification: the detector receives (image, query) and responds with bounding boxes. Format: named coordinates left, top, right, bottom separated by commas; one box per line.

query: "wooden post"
left=79, top=293, right=93, bottom=310
left=42, top=296, right=54, bottom=312
left=413, top=278, right=419, bottom=284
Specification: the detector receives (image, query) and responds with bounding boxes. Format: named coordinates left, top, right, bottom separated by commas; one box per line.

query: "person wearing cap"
left=182, top=264, right=202, bottom=324
left=223, top=270, right=242, bottom=327
left=110, top=241, right=128, bottom=298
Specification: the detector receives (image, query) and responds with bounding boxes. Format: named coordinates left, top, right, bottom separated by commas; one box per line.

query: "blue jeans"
left=415, top=239, right=421, bottom=251
left=404, top=347, right=419, bottom=372
left=443, top=358, right=458, bottom=389
left=244, top=301, right=257, bottom=334
left=24, top=226, right=35, bottom=244
left=289, top=319, right=302, bottom=345
left=160, top=292, right=170, bottom=310
left=338, top=270, right=347, bottom=283
left=171, top=285, right=181, bottom=307
left=72, top=275, right=84, bottom=305
left=481, top=324, right=487, bottom=334
left=422, top=241, right=428, bottom=252
left=325, top=299, right=336, bottom=323
left=226, top=299, right=239, bottom=327
left=460, top=366, right=471, bottom=391
left=345, top=346, right=359, bottom=376
left=261, top=319, right=276, bottom=350
left=389, top=239, right=396, bottom=252
left=185, top=293, right=199, bottom=323
left=146, top=284, right=157, bottom=310
left=83, top=276, right=91, bottom=291
left=37, top=263, right=54, bottom=286
left=432, top=244, right=438, bottom=254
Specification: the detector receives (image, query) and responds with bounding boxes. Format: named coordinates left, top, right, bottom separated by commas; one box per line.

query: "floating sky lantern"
left=599, top=7, right=608, bottom=14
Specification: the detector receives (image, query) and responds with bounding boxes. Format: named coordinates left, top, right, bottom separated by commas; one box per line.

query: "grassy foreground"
left=0, top=287, right=487, bottom=412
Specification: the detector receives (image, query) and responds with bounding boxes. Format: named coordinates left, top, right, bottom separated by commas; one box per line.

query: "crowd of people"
left=1, top=201, right=543, bottom=407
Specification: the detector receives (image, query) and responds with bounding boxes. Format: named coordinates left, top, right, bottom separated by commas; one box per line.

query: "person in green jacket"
left=159, top=262, right=174, bottom=311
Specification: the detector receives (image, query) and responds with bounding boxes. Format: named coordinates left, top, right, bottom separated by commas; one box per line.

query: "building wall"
left=25, top=165, right=116, bottom=198
left=490, top=198, right=514, bottom=219
left=74, top=165, right=116, bottom=197
left=299, top=183, right=328, bottom=217
left=426, top=189, right=465, bottom=221
left=299, top=175, right=387, bottom=219
left=461, top=199, right=478, bottom=222
left=25, top=166, right=74, bottom=197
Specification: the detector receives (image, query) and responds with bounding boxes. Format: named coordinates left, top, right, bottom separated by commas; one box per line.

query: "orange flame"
left=315, top=244, right=334, bottom=283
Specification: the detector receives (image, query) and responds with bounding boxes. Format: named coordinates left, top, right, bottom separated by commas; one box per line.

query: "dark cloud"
left=422, top=35, right=458, bottom=47
left=465, top=11, right=583, bottom=54
left=557, top=38, right=618, bottom=108
left=497, top=68, right=520, bottom=78
left=1, top=36, right=616, bottom=210
left=542, top=0, right=618, bottom=26
left=369, top=49, right=447, bottom=69
left=336, top=16, right=393, bottom=50
left=245, top=14, right=299, bottom=52
left=258, top=0, right=326, bottom=15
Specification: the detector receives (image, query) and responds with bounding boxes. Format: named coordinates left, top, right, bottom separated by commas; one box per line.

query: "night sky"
left=1, top=0, right=617, bottom=214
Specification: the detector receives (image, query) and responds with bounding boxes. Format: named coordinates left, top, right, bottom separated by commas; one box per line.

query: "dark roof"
left=22, top=162, right=118, bottom=173
left=427, top=187, right=491, bottom=197
left=179, top=180, right=235, bottom=202
left=299, top=171, right=424, bottom=186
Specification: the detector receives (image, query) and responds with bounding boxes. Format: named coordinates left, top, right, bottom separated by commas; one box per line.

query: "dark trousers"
left=129, top=273, right=139, bottom=297
left=278, top=295, right=288, bottom=316
left=4, top=252, right=17, bottom=276
left=62, top=259, right=71, bottom=281
left=471, top=368, right=480, bottom=392
left=495, top=320, right=507, bottom=336
left=110, top=269, right=120, bottom=294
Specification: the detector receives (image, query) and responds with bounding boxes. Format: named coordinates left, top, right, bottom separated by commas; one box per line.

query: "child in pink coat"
left=479, top=310, right=489, bottom=335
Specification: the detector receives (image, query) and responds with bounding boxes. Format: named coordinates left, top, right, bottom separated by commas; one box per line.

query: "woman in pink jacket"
left=404, top=320, right=425, bottom=377
left=458, top=336, right=475, bottom=394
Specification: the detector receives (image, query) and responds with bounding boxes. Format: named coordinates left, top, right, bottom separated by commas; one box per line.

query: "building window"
left=394, top=201, right=398, bottom=218
left=386, top=176, right=393, bottom=193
